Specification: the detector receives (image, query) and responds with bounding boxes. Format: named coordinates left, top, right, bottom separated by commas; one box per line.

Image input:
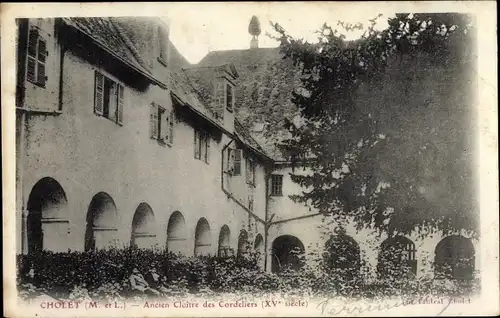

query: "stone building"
left=16, top=16, right=478, bottom=280
left=15, top=17, right=269, bottom=267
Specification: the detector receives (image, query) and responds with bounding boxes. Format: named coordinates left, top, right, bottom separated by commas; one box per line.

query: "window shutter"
left=26, top=28, right=38, bottom=83
left=150, top=103, right=158, bottom=139
left=27, top=56, right=37, bottom=83
left=37, top=61, right=46, bottom=87
left=226, top=148, right=232, bottom=172
left=37, top=38, right=47, bottom=62
left=36, top=38, right=47, bottom=86
left=116, top=84, right=124, bottom=125
left=245, top=158, right=250, bottom=183
left=168, top=111, right=174, bottom=144
left=205, top=135, right=210, bottom=163
left=234, top=149, right=242, bottom=175
left=163, top=109, right=169, bottom=141
left=194, top=130, right=200, bottom=159
left=27, top=28, right=38, bottom=57
left=94, top=71, right=104, bottom=115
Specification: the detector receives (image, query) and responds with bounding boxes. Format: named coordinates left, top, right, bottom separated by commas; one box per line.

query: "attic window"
left=226, top=83, right=234, bottom=112
left=157, top=26, right=167, bottom=65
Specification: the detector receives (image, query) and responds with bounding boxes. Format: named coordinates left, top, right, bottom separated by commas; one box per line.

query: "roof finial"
left=248, top=15, right=261, bottom=49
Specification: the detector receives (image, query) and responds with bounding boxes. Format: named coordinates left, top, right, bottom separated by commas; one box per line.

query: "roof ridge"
left=234, top=118, right=270, bottom=157
left=178, top=70, right=218, bottom=118
left=109, top=18, right=150, bottom=73
left=206, top=46, right=280, bottom=54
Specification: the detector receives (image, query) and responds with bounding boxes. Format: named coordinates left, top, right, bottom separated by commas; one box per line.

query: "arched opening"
left=435, top=235, right=475, bottom=280
left=271, top=235, right=305, bottom=273
left=85, top=192, right=118, bottom=251
left=324, top=234, right=361, bottom=279
left=166, top=211, right=186, bottom=255
left=237, top=229, right=249, bottom=258
left=130, top=203, right=157, bottom=249
left=218, top=225, right=232, bottom=257
left=26, top=177, right=68, bottom=253
left=377, top=236, right=417, bottom=279
left=194, top=218, right=211, bottom=256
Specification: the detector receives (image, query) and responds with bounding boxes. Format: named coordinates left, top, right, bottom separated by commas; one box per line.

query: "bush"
left=16, top=247, right=478, bottom=300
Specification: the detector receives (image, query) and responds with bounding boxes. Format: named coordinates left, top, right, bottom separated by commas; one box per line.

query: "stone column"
left=22, top=209, right=29, bottom=254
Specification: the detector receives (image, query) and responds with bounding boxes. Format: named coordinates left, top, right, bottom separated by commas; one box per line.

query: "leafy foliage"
left=17, top=248, right=478, bottom=300
left=248, top=15, right=262, bottom=37
left=270, top=13, right=478, bottom=239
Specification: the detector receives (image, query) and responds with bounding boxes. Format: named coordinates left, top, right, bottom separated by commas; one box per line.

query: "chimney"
left=250, top=36, right=259, bottom=49
left=248, top=15, right=261, bottom=49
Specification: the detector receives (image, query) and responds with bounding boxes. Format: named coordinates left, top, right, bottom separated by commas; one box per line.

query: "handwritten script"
left=317, top=297, right=404, bottom=316
left=317, top=295, right=469, bottom=316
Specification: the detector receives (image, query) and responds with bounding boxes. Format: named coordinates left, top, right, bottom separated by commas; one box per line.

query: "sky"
left=164, top=3, right=397, bottom=64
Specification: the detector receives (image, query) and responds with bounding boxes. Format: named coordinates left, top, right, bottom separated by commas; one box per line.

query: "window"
left=246, top=157, right=256, bottom=185
left=150, top=103, right=173, bottom=144
left=270, top=174, right=283, bottom=196
left=94, top=71, right=124, bottom=125
left=226, top=83, right=233, bottom=111
left=194, top=129, right=210, bottom=163
left=168, top=110, right=174, bottom=145
left=233, top=149, right=242, bottom=176
left=157, top=26, right=167, bottom=65
left=225, top=147, right=242, bottom=175
left=26, top=26, right=47, bottom=87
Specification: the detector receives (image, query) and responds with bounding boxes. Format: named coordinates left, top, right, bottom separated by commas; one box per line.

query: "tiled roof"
left=170, top=69, right=271, bottom=158
left=168, top=41, right=191, bottom=70
left=234, top=119, right=271, bottom=160
left=62, top=17, right=164, bottom=86
left=169, top=70, right=221, bottom=126
left=198, top=47, right=282, bottom=67
left=63, top=17, right=269, bottom=159
left=181, top=67, right=216, bottom=111
left=197, top=46, right=303, bottom=160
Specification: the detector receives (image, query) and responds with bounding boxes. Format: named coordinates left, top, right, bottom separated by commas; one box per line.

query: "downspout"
left=19, top=112, right=27, bottom=254
left=16, top=19, right=28, bottom=254
left=263, top=164, right=270, bottom=271
left=58, top=26, right=66, bottom=112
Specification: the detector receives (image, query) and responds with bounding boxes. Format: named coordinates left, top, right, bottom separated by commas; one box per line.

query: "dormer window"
left=157, top=26, right=167, bottom=66
left=225, top=83, right=234, bottom=112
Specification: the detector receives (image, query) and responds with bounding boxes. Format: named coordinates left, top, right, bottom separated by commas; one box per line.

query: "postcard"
left=1, top=2, right=498, bottom=317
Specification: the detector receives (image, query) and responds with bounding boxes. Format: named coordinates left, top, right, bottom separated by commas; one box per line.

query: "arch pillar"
left=21, top=209, right=29, bottom=254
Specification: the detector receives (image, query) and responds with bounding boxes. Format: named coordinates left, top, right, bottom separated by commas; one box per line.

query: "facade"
left=16, top=16, right=478, bottom=280
left=15, top=17, right=268, bottom=268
